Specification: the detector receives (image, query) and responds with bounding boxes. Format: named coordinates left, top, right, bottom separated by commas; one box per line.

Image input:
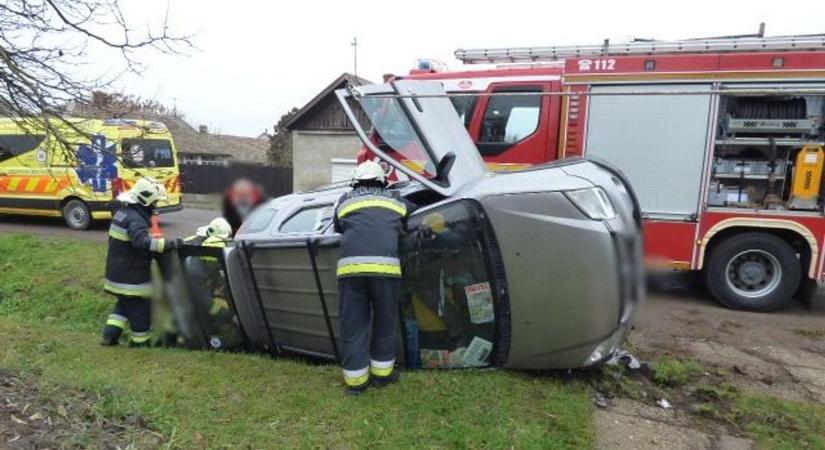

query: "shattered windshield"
left=358, top=96, right=437, bottom=177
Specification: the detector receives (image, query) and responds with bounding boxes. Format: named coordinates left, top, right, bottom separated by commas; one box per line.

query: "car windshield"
left=358, top=96, right=437, bottom=177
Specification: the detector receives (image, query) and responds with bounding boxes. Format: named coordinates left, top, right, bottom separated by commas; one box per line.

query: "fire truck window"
left=0, top=135, right=45, bottom=163
left=122, top=139, right=175, bottom=168
left=401, top=200, right=498, bottom=369
left=449, top=95, right=479, bottom=130
left=477, top=89, right=541, bottom=156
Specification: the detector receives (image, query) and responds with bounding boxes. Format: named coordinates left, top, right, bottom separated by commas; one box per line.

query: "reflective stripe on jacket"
left=333, top=185, right=409, bottom=278
left=104, top=204, right=165, bottom=298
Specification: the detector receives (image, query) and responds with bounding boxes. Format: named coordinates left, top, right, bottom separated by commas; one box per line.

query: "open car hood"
left=336, top=80, right=487, bottom=196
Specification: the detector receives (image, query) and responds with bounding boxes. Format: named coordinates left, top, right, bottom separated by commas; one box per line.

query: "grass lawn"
left=0, top=233, right=594, bottom=449
left=3, top=232, right=824, bottom=449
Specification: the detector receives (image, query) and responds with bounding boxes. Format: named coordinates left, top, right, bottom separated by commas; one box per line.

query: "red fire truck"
left=361, top=35, right=825, bottom=311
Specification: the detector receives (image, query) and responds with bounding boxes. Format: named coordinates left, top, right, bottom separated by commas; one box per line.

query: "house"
left=169, top=120, right=270, bottom=166
left=284, top=73, right=372, bottom=191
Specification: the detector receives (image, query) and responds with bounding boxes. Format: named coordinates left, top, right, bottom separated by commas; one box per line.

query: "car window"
left=239, top=208, right=277, bottom=234
left=279, top=205, right=334, bottom=233
left=0, top=135, right=45, bottom=163
left=359, top=96, right=437, bottom=178
left=477, top=88, right=541, bottom=154
left=401, top=200, right=498, bottom=369
left=122, top=139, right=175, bottom=168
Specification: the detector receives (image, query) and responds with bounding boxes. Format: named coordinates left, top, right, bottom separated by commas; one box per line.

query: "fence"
left=179, top=162, right=292, bottom=197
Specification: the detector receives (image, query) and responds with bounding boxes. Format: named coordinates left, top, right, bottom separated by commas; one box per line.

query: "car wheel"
left=63, top=199, right=92, bottom=230
left=705, top=232, right=800, bottom=312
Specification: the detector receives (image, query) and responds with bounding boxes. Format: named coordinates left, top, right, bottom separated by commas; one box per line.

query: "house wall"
left=292, top=130, right=362, bottom=191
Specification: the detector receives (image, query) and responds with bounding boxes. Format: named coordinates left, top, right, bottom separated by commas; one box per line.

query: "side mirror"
left=433, top=152, right=456, bottom=187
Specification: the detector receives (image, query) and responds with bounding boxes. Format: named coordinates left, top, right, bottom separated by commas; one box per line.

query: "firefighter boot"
left=370, top=370, right=400, bottom=389
left=346, top=382, right=370, bottom=396
left=101, top=313, right=127, bottom=346
left=100, top=326, right=122, bottom=346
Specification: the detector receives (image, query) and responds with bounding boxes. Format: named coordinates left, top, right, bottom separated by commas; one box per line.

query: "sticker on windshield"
left=465, top=282, right=494, bottom=324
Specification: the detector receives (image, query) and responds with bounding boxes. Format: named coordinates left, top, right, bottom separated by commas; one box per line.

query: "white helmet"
left=207, top=217, right=232, bottom=239
left=352, top=160, right=386, bottom=184
left=118, top=177, right=167, bottom=207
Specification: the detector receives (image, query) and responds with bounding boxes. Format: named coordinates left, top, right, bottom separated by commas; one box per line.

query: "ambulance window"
left=449, top=95, right=479, bottom=130
left=122, top=139, right=175, bottom=168
left=477, top=87, right=542, bottom=155
left=0, top=135, right=45, bottom=163
left=279, top=205, right=334, bottom=234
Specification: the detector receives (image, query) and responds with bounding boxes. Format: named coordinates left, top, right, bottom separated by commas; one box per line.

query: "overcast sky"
left=100, top=0, right=825, bottom=137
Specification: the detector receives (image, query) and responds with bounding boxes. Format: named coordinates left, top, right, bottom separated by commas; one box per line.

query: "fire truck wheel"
left=62, top=199, right=92, bottom=231
left=705, top=232, right=800, bottom=312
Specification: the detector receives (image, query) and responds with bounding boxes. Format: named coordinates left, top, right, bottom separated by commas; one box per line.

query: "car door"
left=336, top=80, right=488, bottom=197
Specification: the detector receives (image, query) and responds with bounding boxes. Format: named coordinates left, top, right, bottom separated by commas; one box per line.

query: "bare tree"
left=0, top=0, right=191, bottom=150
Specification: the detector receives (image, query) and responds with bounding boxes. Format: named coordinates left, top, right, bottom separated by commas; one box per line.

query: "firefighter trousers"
left=102, top=295, right=152, bottom=344
left=338, top=277, right=401, bottom=386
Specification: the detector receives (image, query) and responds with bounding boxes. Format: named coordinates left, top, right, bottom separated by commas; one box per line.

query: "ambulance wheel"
left=705, top=232, right=800, bottom=312
left=62, top=199, right=91, bottom=230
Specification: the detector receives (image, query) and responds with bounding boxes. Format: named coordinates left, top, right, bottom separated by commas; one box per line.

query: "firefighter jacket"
left=333, top=185, right=412, bottom=278
left=104, top=204, right=166, bottom=297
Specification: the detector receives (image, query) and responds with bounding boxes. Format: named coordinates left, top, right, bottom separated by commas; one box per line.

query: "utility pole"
left=351, top=36, right=358, bottom=76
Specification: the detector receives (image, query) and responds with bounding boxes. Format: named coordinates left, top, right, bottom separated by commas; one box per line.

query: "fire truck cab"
left=367, top=34, right=825, bottom=311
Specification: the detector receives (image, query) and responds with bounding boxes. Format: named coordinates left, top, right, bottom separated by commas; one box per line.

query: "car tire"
left=705, top=232, right=800, bottom=312
left=62, top=199, right=92, bottom=230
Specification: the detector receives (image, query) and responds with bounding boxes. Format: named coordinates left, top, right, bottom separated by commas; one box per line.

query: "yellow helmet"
left=422, top=212, right=447, bottom=234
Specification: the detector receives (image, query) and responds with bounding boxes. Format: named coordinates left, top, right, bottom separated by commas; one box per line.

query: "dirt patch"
left=0, top=369, right=164, bottom=449
left=593, top=273, right=825, bottom=449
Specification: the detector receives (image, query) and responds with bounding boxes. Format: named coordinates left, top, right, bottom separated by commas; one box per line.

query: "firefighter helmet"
left=352, top=160, right=386, bottom=184
left=207, top=217, right=232, bottom=239
left=119, top=177, right=167, bottom=207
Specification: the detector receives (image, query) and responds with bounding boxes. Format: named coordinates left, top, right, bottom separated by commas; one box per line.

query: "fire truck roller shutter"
left=584, top=84, right=713, bottom=219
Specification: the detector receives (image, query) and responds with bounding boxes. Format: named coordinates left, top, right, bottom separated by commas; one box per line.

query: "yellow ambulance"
left=0, top=117, right=182, bottom=230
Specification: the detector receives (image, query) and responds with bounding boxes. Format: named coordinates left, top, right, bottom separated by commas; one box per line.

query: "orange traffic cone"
left=151, top=210, right=164, bottom=239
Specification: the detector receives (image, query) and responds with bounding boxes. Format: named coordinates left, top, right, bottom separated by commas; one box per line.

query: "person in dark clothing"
left=221, top=178, right=266, bottom=235
left=101, top=177, right=182, bottom=347
left=333, top=161, right=415, bottom=395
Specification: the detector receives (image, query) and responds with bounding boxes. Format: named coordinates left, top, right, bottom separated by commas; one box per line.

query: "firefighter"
left=333, top=160, right=414, bottom=395
left=101, top=177, right=182, bottom=347
left=159, top=217, right=238, bottom=349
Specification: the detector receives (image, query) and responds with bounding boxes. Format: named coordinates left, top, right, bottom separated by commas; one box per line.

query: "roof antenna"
left=758, top=22, right=766, bottom=37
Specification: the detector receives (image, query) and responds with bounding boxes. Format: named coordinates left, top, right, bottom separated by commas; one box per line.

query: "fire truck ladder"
left=455, top=34, right=825, bottom=64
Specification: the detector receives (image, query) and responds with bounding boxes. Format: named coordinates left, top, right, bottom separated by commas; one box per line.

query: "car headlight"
left=564, top=187, right=616, bottom=220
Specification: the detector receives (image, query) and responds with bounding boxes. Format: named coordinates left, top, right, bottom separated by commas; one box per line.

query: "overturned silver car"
left=167, top=80, right=644, bottom=370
